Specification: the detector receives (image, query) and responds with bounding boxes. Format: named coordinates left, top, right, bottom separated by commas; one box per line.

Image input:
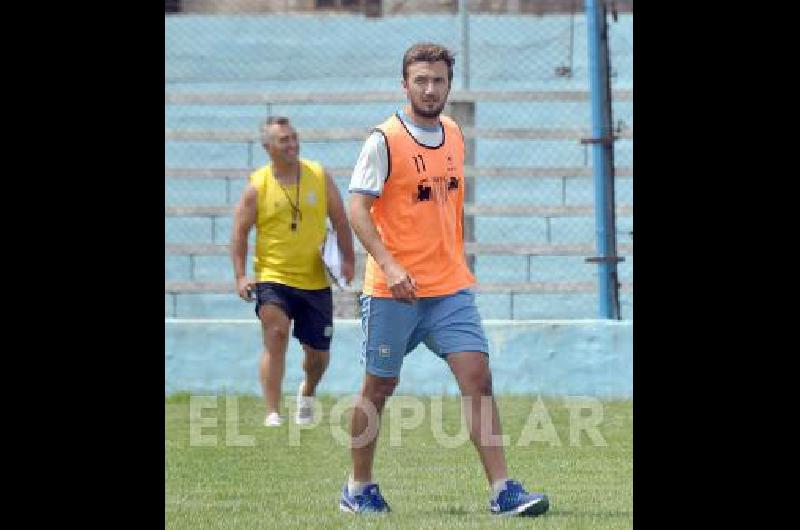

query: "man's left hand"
left=341, top=258, right=355, bottom=285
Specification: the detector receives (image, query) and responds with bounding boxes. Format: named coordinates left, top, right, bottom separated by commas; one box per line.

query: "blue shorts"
left=254, top=282, right=333, bottom=351
left=359, top=288, right=489, bottom=378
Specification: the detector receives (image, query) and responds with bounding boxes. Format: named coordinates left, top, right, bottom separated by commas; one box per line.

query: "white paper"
left=321, top=219, right=347, bottom=289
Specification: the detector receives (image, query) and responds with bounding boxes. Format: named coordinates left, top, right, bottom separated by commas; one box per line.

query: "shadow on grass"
left=551, top=509, right=633, bottom=518
left=421, top=507, right=632, bottom=519
left=427, top=507, right=472, bottom=516
left=428, top=508, right=474, bottom=515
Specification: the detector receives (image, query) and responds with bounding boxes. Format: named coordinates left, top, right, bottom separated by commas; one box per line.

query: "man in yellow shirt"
left=231, top=116, right=355, bottom=427
left=340, top=44, right=549, bottom=517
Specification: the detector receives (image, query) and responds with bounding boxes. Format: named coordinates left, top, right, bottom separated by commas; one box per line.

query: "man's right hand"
left=236, top=277, right=256, bottom=302
left=382, top=260, right=417, bottom=303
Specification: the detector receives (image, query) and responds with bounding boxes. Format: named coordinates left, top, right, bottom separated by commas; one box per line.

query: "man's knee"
left=259, top=304, right=290, bottom=340
left=264, top=325, right=289, bottom=344
left=464, top=364, right=494, bottom=396
left=364, top=376, right=399, bottom=403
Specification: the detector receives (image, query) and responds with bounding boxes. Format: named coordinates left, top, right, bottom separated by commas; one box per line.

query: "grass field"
left=166, top=394, right=632, bottom=529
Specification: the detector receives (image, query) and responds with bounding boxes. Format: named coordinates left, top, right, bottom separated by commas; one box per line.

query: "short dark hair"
left=260, top=116, right=291, bottom=145
left=402, top=43, right=455, bottom=84
left=265, top=116, right=290, bottom=126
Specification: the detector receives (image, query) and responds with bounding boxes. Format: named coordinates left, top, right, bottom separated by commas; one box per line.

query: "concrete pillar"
left=446, top=100, right=476, bottom=272
left=364, top=0, right=382, bottom=17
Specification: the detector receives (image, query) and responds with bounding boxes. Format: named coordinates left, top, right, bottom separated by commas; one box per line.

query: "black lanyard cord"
left=278, top=170, right=302, bottom=231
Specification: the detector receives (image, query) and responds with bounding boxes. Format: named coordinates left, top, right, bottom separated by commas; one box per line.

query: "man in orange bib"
left=340, top=44, right=549, bottom=517
left=231, top=116, right=355, bottom=428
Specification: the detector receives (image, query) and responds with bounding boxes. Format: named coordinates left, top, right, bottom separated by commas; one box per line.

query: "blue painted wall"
left=165, top=319, right=632, bottom=398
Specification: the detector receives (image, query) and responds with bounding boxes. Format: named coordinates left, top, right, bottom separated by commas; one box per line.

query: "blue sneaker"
left=339, top=483, right=391, bottom=514
left=490, top=479, right=549, bottom=516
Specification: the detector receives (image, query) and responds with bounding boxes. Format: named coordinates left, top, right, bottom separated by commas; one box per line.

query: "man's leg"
left=340, top=295, right=411, bottom=513
left=258, top=303, right=291, bottom=416
left=299, top=344, right=330, bottom=397
left=447, top=351, right=508, bottom=484
left=339, top=373, right=397, bottom=513
left=292, top=287, right=333, bottom=425
left=295, top=344, right=329, bottom=425
left=447, top=350, right=548, bottom=516
left=350, top=373, right=398, bottom=482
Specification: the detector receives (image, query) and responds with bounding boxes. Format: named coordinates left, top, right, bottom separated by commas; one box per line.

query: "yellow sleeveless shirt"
left=249, top=159, right=330, bottom=289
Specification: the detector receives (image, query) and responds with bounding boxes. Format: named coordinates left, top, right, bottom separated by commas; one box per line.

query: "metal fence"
left=165, top=0, right=633, bottom=319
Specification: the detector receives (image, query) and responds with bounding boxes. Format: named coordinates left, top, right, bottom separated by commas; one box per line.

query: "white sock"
left=492, top=478, right=510, bottom=498
left=348, top=475, right=372, bottom=496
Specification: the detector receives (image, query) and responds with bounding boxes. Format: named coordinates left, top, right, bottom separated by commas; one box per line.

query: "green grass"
left=166, top=394, right=632, bottom=529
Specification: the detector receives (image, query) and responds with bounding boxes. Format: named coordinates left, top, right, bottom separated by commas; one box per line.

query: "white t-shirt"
left=349, top=110, right=444, bottom=197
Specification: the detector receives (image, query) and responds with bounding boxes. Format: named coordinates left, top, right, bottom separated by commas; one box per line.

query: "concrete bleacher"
left=164, top=238, right=633, bottom=318
left=165, top=8, right=634, bottom=319
left=165, top=97, right=632, bottom=318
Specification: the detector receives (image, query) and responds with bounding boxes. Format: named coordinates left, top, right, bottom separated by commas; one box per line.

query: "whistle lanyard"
left=278, top=171, right=302, bottom=231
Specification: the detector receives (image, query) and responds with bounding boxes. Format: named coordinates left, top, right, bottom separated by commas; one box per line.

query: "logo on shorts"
left=307, top=191, right=317, bottom=205
left=323, top=325, right=333, bottom=337
left=379, top=344, right=391, bottom=358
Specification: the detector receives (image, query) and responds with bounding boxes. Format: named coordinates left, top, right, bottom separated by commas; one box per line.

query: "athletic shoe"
left=295, top=382, right=315, bottom=426
left=490, top=479, right=549, bottom=516
left=339, top=483, right=391, bottom=513
left=263, top=412, right=283, bottom=427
